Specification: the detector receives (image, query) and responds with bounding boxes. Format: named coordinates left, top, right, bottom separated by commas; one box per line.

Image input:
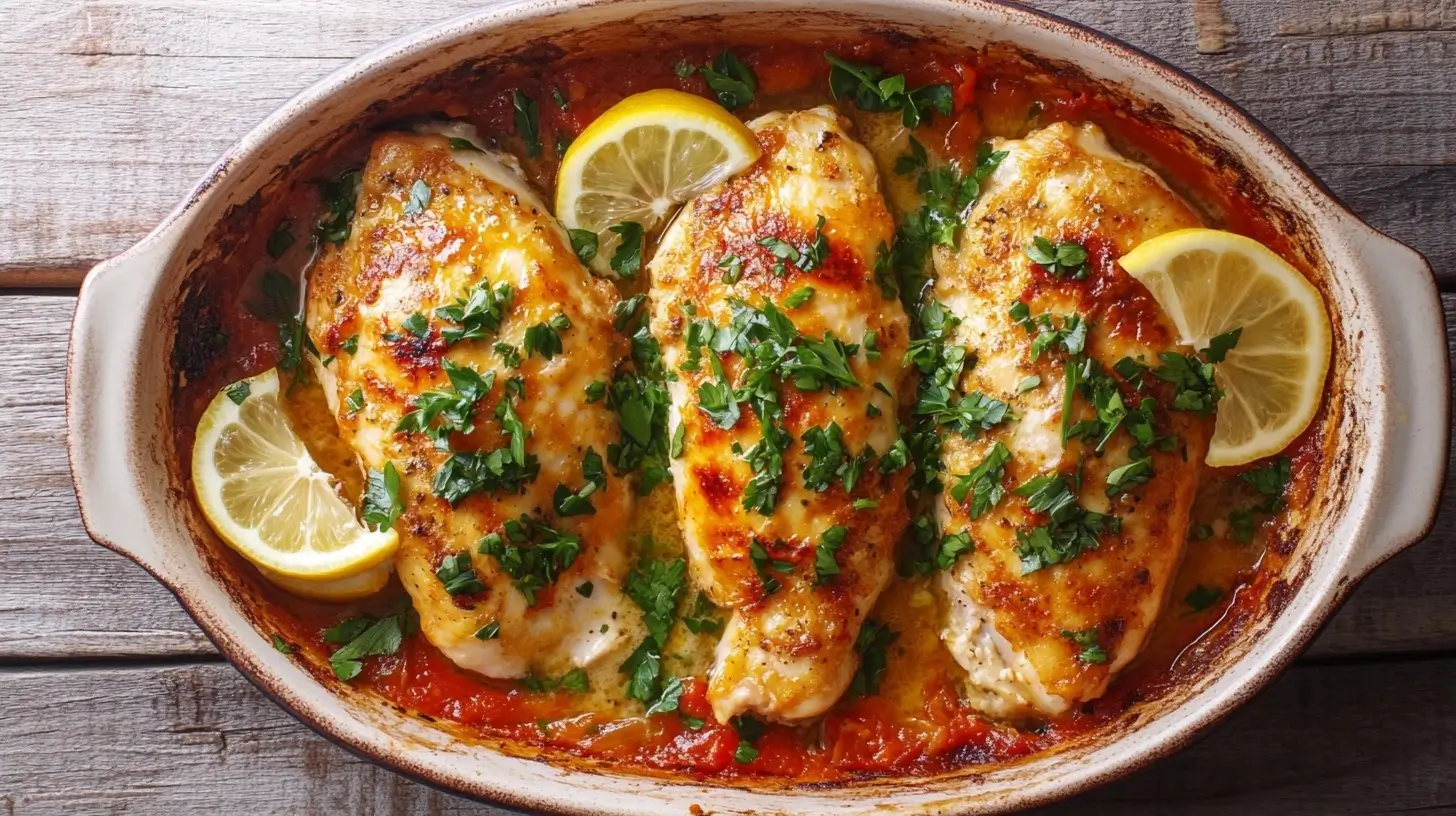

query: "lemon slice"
left=260, top=560, right=394, bottom=603
left=191, top=368, right=399, bottom=581
left=556, top=88, right=761, bottom=274
left=1119, top=228, right=1331, bottom=467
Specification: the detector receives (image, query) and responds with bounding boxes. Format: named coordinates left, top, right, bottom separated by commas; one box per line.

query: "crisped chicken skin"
left=306, top=130, right=639, bottom=679
left=650, top=107, right=912, bottom=724
left=930, top=122, right=1210, bottom=717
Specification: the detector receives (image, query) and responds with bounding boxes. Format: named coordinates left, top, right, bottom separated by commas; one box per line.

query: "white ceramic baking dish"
left=66, top=1, right=1448, bottom=812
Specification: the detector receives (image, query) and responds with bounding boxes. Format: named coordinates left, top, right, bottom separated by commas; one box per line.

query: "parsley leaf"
left=225, top=381, right=251, bottom=405
left=950, top=441, right=1012, bottom=520
left=434, top=280, right=514, bottom=346
left=326, top=612, right=408, bottom=681
left=474, top=621, right=500, bottom=640
left=361, top=462, right=403, bottom=530
left=1025, top=236, right=1089, bottom=279
left=1203, top=327, right=1243, bottom=363
left=784, top=286, right=816, bottom=309
left=568, top=228, right=598, bottom=264
left=1061, top=627, right=1109, bottom=664
left=1184, top=584, right=1224, bottom=612
left=749, top=539, right=794, bottom=596
left=849, top=619, right=898, bottom=696
left=698, top=50, right=756, bottom=109
left=621, top=556, right=687, bottom=705
left=317, top=168, right=362, bottom=245
left=404, top=178, right=432, bottom=216
left=523, top=313, right=572, bottom=360
left=1013, top=472, right=1120, bottom=573
left=814, top=525, right=849, bottom=584
left=266, top=221, right=295, bottom=259
left=609, top=221, right=645, bottom=278
left=825, top=53, right=952, bottom=128
left=511, top=89, right=542, bottom=158
left=553, top=448, right=607, bottom=516
left=477, top=517, right=582, bottom=605
left=436, top=550, right=485, bottom=596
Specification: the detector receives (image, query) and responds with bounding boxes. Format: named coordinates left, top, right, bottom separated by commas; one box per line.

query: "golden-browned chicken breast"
left=305, top=128, right=639, bottom=679
left=649, top=107, right=912, bottom=724
left=929, top=122, right=1210, bottom=717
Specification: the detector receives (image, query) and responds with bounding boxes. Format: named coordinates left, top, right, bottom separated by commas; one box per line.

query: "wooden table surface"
left=2, top=0, right=1453, bottom=813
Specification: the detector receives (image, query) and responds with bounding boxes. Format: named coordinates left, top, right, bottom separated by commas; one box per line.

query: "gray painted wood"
left=0, top=0, right=1451, bottom=283
left=2, top=656, right=1453, bottom=814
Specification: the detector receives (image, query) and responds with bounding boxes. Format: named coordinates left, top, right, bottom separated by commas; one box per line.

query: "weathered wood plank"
left=1, top=655, right=1453, bottom=814
left=7, top=290, right=1456, bottom=661
left=0, top=0, right=1451, bottom=279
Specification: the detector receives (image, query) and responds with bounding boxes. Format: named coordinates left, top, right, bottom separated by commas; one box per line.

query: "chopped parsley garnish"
left=494, top=342, right=522, bottom=368
left=608, top=221, right=645, bottom=278
left=682, top=592, right=721, bottom=634
left=644, top=675, right=685, bottom=716
left=401, top=311, right=429, bottom=338
left=225, top=381, right=251, bottom=405
left=749, top=539, right=794, bottom=595
left=404, top=178, right=432, bottom=215
left=477, top=516, right=581, bottom=605
left=825, top=53, right=952, bottom=128
left=936, top=530, right=974, bottom=570
left=801, top=422, right=868, bottom=493
left=758, top=215, right=829, bottom=277
left=905, top=301, right=1008, bottom=439
left=814, top=525, right=849, bottom=584
left=317, top=168, right=362, bottom=245
left=522, top=313, right=572, bottom=360
left=674, top=59, right=695, bottom=78
left=1229, top=508, right=1257, bottom=543
left=605, top=373, right=673, bottom=495
left=245, top=270, right=314, bottom=380
left=1240, top=456, right=1292, bottom=510
left=361, top=462, right=403, bottom=530
left=734, top=740, right=760, bottom=764
left=1152, top=352, right=1223, bottom=415
left=266, top=221, right=295, bottom=259
left=1184, top=584, right=1224, bottom=612
left=576, top=581, right=594, bottom=598
left=270, top=634, right=292, bottom=654
left=669, top=421, right=685, bottom=458
left=568, top=228, right=598, bottom=263
left=553, top=448, right=607, bottom=516
left=740, top=419, right=791, bottom=515
left=447, top=137, right=481, bottom=152
left=436, top=550, right=485, bottom=596
left=1013, top=472, right=1121, bottom=574
left=511, top=89, right=542, bottom=158
left=1190, top=523, right=1215, bottom=542
left=698, top=50, right=756, bottom=109
left=1105, top=456, right=1154, bottom=497
left=1061, top=627, right=1109, bottom=664
left=325, top=611, right=412, bottom=681
left=1203, top=328, right=1243, bottom=363
left=1025, top=236, right=1089, bottom=279
left=344, top=388, right=364, bottom=416
left=434, top=280, right=514, bottom=345
left=585, top=380, right=606, bottom=402
left=852, top=498, right=879, bottom=510
left=849, top=619, right=898, bottom=696
left=523, top=668, right=590, bottom=694
left=1016, top=375, right=1042, bottom=393
left=950, top=441, right=1012, bottom=520
left=612, top=294, right=648, bottom=332
left=697, top=354, right=741, bottom=429
left=341, top=334, right=359, bottom=355
left=621, top=556, right=686, bottom=706
left=474, top=621, right=501, bottom=640
left=784, top=286, right=816, bottom=309
left=431, top=390, right=538, bottom=504
left=717, top=253, right=743, bottom=283
left=394, top=360, right=494, bottom=442
left=551, top=87, right=569, bottom=109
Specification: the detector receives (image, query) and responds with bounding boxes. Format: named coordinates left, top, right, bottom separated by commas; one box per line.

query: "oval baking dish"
left=65, top=1, right=1447, bottom=813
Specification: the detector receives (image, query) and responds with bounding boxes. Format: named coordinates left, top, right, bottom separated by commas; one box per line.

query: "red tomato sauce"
left=174, top=35, right=1332, bottom=784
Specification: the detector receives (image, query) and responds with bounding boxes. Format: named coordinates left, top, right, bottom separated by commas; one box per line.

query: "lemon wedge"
left=191, top=368, right=399, bottom=582
left=1119, top=228, right=1331, bottom=467
left=260, top=561, right=394, bottom=603
left=556, top=88, right=761, bottom=275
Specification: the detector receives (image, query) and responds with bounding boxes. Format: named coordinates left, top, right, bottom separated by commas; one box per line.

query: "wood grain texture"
left=2, top=656, right=1454, bottom=814
left=8, top=288, right=1456, bottom=662
left=0, top=0, right=1451, bottom=281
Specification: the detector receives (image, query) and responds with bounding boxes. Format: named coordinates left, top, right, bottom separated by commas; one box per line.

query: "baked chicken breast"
left=649, top=107, right=912, bottom=724
left=305, top=129, right=638, bottom=679
left=929, top=122, right=1210, bottom=717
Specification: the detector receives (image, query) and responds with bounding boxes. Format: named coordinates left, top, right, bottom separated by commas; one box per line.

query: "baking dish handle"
left=66, top=230, right=181, bottom=581
left=1343, top=226, right=1449, bottom=579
